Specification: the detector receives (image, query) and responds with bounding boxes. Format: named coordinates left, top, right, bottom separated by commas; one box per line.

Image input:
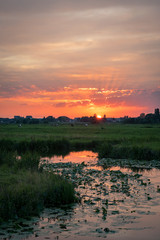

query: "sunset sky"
left=0, top=0, right=160, bottom=118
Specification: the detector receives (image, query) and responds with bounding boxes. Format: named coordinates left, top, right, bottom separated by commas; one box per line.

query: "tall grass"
left=0, top=139, right=100, bottom=157
left=15, top=152, right=40, bottom=171
left=0, top=150, right=17, bottom=166
left=0, top=150, right=40, bottom=170
left=0, top=139, right=71, bottom=156
left=98, top=144, right=160, bottom=160
left=0, top=167, right=75, bottom=223
left=0, top=150, right=76, bottom=224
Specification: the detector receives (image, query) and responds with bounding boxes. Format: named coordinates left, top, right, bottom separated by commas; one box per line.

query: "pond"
left=1, top=151, right=160, bottom=240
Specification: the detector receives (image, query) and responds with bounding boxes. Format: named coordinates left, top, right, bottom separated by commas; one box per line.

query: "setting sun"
left=0, top=0, right=159, bottom=119
left=0, top=1, right=160, bottom=239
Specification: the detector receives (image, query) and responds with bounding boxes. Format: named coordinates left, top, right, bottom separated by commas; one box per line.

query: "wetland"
left=1, top=151, right=160, bottom=240
left=0, top=124, right=160, bottom=240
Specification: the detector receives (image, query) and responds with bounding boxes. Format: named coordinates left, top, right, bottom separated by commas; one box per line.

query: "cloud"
left=54, top=100, right=90, bottom=108
left=1, top=0, right=160, bottom=47
left=1, top=0, right=160, bottom=15
left=54, top=102, right=67, bottom=108
left=0, top=0, right=159, bottom=117
left=106, top=90, right=160, bottom=110
left=1, top=83, right=158, bottom=109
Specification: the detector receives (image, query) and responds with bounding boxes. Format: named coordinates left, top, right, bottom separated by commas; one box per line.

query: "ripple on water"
left=1, top=151, right=160, bottom=240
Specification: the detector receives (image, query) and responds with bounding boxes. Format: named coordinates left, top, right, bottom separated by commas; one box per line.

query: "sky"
left=0, top=0, right=160, bottom=118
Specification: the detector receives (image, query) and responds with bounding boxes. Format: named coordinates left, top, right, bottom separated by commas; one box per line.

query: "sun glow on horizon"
left=0, top=1, right=159, bottom=120
left=0, top=85, right=157, bottom=118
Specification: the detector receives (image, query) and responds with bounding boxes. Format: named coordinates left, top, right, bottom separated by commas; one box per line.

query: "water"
left=1, top=151, right=160, bottom=240
left=41, top=150, right=98, bottom=164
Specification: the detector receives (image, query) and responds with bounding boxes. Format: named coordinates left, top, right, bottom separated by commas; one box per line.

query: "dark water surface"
left=1, top=151, right=160, bottom=240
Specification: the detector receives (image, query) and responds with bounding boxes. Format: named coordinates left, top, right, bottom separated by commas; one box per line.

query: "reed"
left=98, top=144, right=160, bottom=160
left=0, top=167, right=75, bottom=223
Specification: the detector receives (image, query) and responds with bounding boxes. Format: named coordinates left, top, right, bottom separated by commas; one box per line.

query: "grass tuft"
left=0, top=168, right=75, bottom=223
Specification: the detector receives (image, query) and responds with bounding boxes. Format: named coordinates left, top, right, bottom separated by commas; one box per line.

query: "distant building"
left=26, top=116, right=32, bottom=119
left=155, top=108, right=159, bottom=116
left=14, top=116, right=24, bottom=123
left=14, top=116, right=22, bottom=119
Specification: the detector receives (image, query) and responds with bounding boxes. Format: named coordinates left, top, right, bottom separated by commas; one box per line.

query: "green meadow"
left=0, top=123, right=160, bottom=150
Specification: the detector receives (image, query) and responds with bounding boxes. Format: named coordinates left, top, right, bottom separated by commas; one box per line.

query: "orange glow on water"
left=41, top=151, right=98, bottom=164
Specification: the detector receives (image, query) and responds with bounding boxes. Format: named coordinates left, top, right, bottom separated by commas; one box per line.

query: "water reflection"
left=39, top=152, right=160, bottom=240
left=1, top=151, right=160, bottom=240
left=41, top=150, right=160, bottom=186
left=100, top=164, right=160, bottom=185
left=41, top=150, right=98, bottom=164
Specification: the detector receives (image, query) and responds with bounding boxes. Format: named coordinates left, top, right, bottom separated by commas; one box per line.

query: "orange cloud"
left=0, top=86, right=159, bottom=118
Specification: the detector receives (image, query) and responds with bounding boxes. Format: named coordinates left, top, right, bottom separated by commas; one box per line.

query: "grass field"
left=0, top=123, right=160, bottom=150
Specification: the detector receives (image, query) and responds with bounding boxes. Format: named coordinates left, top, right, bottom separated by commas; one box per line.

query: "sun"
left=97, top=115, right=102, bottom=119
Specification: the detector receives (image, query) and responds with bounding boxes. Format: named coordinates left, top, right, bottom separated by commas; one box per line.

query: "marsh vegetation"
left=0, top=151, right=160, bottom=240
left=0, top=123, right=160, bottom=239
left=0, top=151, right=75, bottom=224
left=0, top=123, right=160, bottom=160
